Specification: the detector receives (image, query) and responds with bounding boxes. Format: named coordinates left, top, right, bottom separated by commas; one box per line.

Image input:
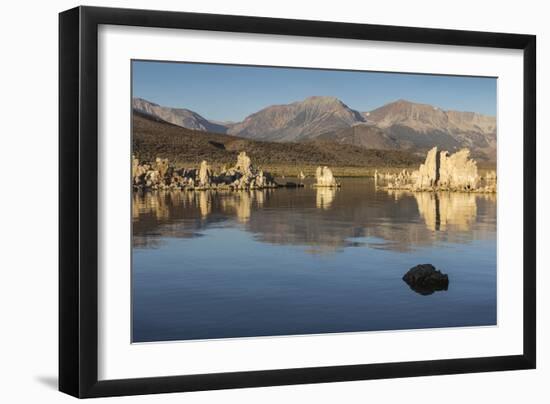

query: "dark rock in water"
left=402, top=264, right=449, bottom=295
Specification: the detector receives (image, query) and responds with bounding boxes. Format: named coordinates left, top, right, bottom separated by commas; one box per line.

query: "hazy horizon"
left=132, top=60, right=497, bottom=122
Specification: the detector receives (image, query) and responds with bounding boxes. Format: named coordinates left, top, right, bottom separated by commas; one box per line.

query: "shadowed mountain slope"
left=132, top=112, right=421, bottom=169
left=317, top=124, right=400, bottom=150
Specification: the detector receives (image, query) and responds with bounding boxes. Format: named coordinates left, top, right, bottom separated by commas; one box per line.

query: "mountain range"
left=132, top=96, right=497, bottom=161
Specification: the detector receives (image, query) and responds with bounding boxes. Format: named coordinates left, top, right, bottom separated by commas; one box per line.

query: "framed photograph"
left=59, top=6, right=536, bottom=398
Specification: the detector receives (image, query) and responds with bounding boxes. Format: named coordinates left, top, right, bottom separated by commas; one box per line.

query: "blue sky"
left=132, top=60, right=496, bottom=122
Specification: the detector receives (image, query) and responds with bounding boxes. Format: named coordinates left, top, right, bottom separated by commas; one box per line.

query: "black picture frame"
left=59, top=5, right=536, bottom=398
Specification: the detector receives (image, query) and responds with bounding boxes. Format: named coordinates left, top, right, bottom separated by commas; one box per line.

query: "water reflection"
left=316, top=187, right=337, bottom=209
left=198, top=192, right=211, bottom=217
left=132, top=178, right=496, bottom=253
left=416, top=192, right=477, bottom=232
left=220, top=191, right=255, bottom=222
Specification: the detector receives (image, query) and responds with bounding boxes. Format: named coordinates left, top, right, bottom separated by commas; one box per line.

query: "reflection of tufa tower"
left=233, top=193, right=252, bottom=223
left=198, top=191, right=211, bottom=217
left=414, top=192, right=477, bottom=231
left=219, top=190, right=268, bottom=223
left=316, top=187, right=337, bottom=209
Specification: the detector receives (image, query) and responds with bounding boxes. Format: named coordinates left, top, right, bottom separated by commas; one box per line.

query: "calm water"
left=132, top=178, right=497, bottom=342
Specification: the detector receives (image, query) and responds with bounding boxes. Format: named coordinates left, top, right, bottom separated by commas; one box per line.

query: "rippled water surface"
left=132, top=178, right=497, bottom=342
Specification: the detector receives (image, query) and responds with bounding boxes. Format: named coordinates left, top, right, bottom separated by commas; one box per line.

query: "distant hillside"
left=133, top=97, right=228, bottom=133
left=132, top=112, right=422, bottom=171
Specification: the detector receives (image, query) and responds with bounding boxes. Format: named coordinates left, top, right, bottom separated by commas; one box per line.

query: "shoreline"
left=133, top=159, right=495, bottom=179
left=132, top=149, right=496, bottom=192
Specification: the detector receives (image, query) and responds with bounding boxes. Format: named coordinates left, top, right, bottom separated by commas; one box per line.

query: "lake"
left=132, top=178, right=497, bottom=343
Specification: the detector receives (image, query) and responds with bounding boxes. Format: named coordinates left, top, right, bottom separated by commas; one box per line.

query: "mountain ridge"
left=132, top=96, right=497, bottom=160
left=132, top=97, right=228, bottom=134
left=366, top=99, right=496, bottom=134
left=226, top=96, right=366, bottom=141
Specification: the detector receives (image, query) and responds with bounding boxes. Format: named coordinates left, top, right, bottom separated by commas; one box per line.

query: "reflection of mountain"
left=132, top=178, right=497, bottom=252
